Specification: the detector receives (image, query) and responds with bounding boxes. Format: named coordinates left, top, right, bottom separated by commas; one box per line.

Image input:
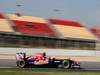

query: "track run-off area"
left=1, top=59, right=100, bottom=71
left=1, top=48, right=100, bottom=71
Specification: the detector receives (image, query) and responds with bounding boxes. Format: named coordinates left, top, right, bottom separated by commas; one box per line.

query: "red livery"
left=16, top=52, right=80, bottom=69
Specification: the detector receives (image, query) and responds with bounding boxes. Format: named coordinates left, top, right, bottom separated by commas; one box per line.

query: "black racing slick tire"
left=62, top=60, right=71, bottom=69
left=16, top=60, right=26, bottom=68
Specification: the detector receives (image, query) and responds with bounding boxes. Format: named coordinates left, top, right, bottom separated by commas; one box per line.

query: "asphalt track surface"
left=1, top=59, right=100, bottom=72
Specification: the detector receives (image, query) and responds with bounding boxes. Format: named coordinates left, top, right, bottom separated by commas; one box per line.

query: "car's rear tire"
left=62, top=60, right=71, bottom=69
left=17, top=60, right=26, bottom=68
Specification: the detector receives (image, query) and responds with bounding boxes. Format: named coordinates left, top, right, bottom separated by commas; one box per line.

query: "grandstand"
left=0, top=13, right=98, bottom=50
left=90, top=28, right=100, bottom=39
left=90, top=27, right=100, bottom=50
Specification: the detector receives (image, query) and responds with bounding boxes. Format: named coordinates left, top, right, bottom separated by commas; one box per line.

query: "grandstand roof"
left=0, top=13, right=5, bottom=18
left=0, top=13, right=14, bottom=32
left=7, top=14, right=56, bottom=37
left=90, top=27, right=100, bottom=39
left=8, top=14, right=47, bottom=23
left=49, top=19, right=97, bottom=40
left=0, top=13, right=98, bottom=41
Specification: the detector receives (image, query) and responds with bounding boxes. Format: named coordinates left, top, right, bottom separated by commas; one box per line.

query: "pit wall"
left=0, top=48, right=100, bottom=62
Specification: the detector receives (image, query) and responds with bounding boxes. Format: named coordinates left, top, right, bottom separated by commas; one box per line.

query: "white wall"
left=0, top=48, right=100, bottom=57
left=0, top=48, right=100, bottom=62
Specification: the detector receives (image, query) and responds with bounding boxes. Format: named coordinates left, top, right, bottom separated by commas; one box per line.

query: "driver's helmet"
left=43, top=52, right=46, bottom=57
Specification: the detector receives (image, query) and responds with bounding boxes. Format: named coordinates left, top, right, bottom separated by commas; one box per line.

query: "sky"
left=0, top=0, right=99, bottom=28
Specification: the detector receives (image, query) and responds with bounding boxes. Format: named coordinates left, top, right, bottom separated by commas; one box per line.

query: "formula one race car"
left=16, top=52, right=80, bottom=69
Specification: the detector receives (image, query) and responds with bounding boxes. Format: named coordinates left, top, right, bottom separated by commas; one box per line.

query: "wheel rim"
left=62, top=60, right=70, bottom=69
left=17, top=61, right=25, bottom=68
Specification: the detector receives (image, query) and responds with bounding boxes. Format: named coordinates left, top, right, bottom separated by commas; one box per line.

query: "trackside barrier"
left=0, top=48, right=100, bottom=61
left=0, top=48, right=100, bottom=56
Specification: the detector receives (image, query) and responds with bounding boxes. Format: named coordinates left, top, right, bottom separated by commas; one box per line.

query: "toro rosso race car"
left=16, top=52, right=80, bottom=69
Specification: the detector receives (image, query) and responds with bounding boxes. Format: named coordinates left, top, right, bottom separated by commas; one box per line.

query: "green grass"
left=0, top=70, right=100, bottom=75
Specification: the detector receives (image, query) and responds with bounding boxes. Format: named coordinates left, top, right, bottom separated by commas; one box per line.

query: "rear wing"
left=16, top=53, right=26, bottom=61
